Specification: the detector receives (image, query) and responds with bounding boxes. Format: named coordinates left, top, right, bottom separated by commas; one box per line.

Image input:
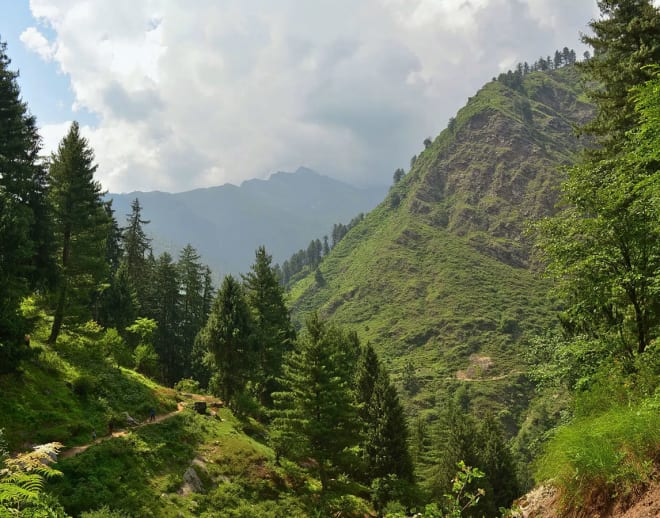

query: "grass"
left=535, top=395, right=660, bottom=514
left=0, top=327, right=177, bottom=451
left=287, top=65, right=592, bottom=432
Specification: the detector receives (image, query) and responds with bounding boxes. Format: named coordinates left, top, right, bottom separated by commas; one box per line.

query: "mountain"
left=288, top=65, right=593, bottom=426
left=108, top=167, right=387, bottom=275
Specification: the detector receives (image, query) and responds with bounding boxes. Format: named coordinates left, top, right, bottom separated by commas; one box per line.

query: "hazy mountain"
left=108, top=167, right=387, bottom=275
left=288, top=65, right=593, bottom=426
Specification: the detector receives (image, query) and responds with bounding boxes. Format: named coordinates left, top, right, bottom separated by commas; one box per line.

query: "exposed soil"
left=514, top=479, right=660, bottom=518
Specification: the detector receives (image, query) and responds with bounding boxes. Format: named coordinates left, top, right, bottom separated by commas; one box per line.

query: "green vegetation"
left=2, top=2, right=659, bottom=515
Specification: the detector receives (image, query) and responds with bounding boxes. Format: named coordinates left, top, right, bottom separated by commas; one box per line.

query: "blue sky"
left=0, top=0, right=96, bottom=126
left=1, top=1, right=602, bottom=193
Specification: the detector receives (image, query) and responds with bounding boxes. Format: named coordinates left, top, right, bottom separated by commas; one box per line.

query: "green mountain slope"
left=289, top=66, right=593, bottom=423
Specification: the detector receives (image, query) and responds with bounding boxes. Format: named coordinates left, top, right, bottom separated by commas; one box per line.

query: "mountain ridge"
left=108, top=167, right=388, bottom=275
left=288, top=65, right=593, bottom=426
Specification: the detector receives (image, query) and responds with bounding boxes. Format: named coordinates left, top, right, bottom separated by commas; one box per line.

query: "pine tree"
left=428, top=403, right=479, bottom=498
left=242, top=246, right=295, bottom=406
left=96, top=263, right=137, bottom=332
left=47, top=122, right=110, bottom=343
left=123, top=198, right=151, bottom=308
left=364, top=366, right=414, bottom=483
left=579, top=0, right=660, bottom=152
left=150, top=252, right=181, bottom=384
left=0, top=39, right=54, bottom=369
left=355, top=343, right=380, bottom=422
left=477, top=414, right=519, bottom=511
left=271, top=313, right=359, bottom=491
left=197, top=275, right=254, bottom=404
left=178, top=244, right=206, bottom=378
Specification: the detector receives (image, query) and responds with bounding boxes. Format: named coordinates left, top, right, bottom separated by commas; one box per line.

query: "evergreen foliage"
left=47, top=122, right=112, bottom=344
left=242, top=246, right=295, bottom=406
left=271, top=313, right=359, bottom=491
left=198, top=275, right=254, bottom=404
left=148, top=253, right=181, bottom=384
left=579, top=0, right=660, bottom=153
left=122, top=198, right=151, bottom=309
left=0, top=39, right=53, bottom=371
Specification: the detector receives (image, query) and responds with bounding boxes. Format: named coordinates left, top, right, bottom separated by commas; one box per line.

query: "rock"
left=179, top=466, right=205, bottom=496
left=123, top=412, right=140, bottom=426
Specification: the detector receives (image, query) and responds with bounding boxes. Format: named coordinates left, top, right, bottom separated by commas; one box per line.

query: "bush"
left=133, top=343, right=158, bottom=377
left=72, top=374, right=98, bottom=397
left=100, top=328, right=131, bottom=367
left=174, top=378, right=201, bottom=394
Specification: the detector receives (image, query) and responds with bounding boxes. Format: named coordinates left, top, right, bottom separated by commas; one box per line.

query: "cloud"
left=19, top=27, right=56, bottom=60
left=25, top=0, right=599, bottom=193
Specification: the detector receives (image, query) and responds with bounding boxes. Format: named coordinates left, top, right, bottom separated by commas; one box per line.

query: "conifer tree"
left=198, top=275, right=254, bottom=404
left=96, top=263, right=137, bottom=332
left=47, top=122, right=110, bottom=343
left=364, top=366, right=414, bottom=483
left=150, top=252, right=181, bottom=383
left=477, top=414, right=519, bottom=511
left=355, top=343, right=380, bottom=422
left=178, top=244, right=206, bottom=377
left=428, top=403, right=479, bottom=498
left=0, top=39, right=54, bottom=369
left=271, top=313, right=358, bottom=491
left=579, top=0, right=660, bottom=152
left=242, top=246, right=295, bottom=406
left=123, top=198, right=151, bottom=308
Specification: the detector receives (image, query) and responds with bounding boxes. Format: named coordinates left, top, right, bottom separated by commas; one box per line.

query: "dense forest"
left=1, top=1, right=659, bottom=516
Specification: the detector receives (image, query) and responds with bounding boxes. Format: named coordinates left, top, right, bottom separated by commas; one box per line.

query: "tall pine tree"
left=242, top=246, right=295, bottom=406
left=272, top=313, right=358, bottom=491
left=579, top=0, right=660, bottom=153
left=149, top=252, right=181, bottom=384
left=0, top=39, right=54, bottom=370
left=47, top=122, right=110, bottom=343
left=122, top=198, right=151, bottom=310
left=197, top=275, right=254, bottom=404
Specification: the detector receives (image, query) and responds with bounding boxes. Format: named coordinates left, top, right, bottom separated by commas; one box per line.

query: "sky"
left=0, top=0, right=601, bottom=194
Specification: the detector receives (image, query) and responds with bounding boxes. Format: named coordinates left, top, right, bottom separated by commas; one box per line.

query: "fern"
left=0, top=442, right=67, bottom=515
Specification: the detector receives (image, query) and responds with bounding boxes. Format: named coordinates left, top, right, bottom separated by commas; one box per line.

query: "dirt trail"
left=59, top=402, right=186, bottom=460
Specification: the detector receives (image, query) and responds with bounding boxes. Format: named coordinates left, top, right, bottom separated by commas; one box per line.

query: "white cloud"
left=19, top=27, right=56, bottom=61
left=25, top=0, right=599, bottom=193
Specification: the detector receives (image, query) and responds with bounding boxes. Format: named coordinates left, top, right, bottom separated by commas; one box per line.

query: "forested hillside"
left=1, top=1, right=659, bottom=516
left=288, top=64, right=592, bottom=424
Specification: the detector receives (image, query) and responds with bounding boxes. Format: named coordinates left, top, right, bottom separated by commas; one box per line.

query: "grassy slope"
left=289, top=66, right=593, bottom=426
left=0, top=322, right=178, bottom=451
left=1, top=321, right=363, bottom=516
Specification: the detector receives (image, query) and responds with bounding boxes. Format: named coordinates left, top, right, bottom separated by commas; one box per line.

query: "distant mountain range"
left=107, top=167, right=387, bottom=276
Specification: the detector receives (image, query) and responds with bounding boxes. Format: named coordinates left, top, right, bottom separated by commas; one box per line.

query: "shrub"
left=133, top=343, right=158, bottom=377
left=72, top=374, right=98, bottom=397
left=174, top=378, right=201, bottom=394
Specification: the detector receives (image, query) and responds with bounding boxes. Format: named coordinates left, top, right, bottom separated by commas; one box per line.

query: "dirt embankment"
left=514, top=479, right=660, bottom=518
